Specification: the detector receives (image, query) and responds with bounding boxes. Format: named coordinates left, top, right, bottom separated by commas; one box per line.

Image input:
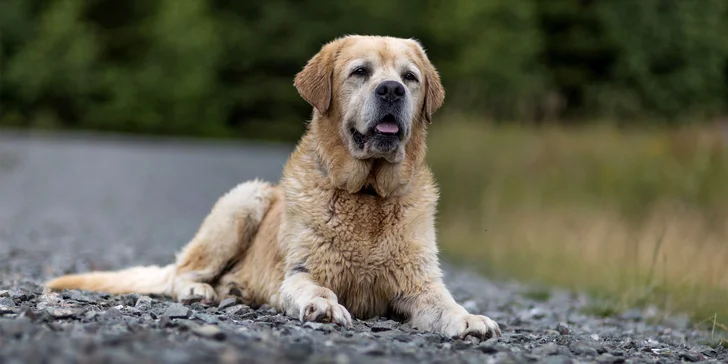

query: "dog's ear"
left=409, top=40, right=445, bottom=123
left=294, top=40, right=340, bottom=114
left=422, top=62, right=445, bottom=123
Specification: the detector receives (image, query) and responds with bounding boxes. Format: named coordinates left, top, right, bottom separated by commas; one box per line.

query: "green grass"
left=427, top=117, right=728, bottom=331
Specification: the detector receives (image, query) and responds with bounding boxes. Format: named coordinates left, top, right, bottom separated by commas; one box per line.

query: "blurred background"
left=1, top=0, right=727, bottom=328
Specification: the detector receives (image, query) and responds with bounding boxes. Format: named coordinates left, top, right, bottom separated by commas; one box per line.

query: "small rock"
left=17, top=307, right=37, bottom=321
left=556, top=322, right=570, bottom=335
left=68, top=291, right=96, bottom=304
left=190, top=302, right=207, bottom=311
left=224, top=304, right=249, bottom=316
left=0, top=297, right=15, bottom=307
left=11, top=289, right=30, bottom=301
left=47, top=307, right=86, bottom=319
left=165, top=304, right=191, bottom=319
left=218, top=297, right=239, bottom=310
left=0, top=290, right=9, bottom=297
left=104, top=308, right=123, bottom=321
left=192, top=324, right=226, bottom=341
left=570, top=342, right=598, bottom=357
left=135, top=295, right=153, bottom=309
left=194, top=312, right=219, bottom=324
left=534, top=342, right=560, bottom=356
left=0, top=305, right=15, bottom=314
left=159, top=315, right=173, bottom=328
left=679, top=352, right=703, bottom=362
left=123, top=293, right=139, bottom=307
left=595, top=353, right=624, bottom=363
left=303, top=322, right=324, bottom=330
left=692, top=345, right=717, bottom=358
left=476, top=343, right=501, bottom=354
left=84, top=311, right=98, bottom=321
left=370, top=320, right=399, bottom=332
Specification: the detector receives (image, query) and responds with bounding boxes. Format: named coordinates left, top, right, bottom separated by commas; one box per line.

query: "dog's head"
left=294, top=35, right=445, bottom=164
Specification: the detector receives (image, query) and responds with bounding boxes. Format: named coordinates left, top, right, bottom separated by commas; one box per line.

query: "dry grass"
left=427, top=118, right=728, bottom=328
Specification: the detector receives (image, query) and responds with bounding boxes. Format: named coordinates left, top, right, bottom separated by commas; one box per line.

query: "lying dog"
left=46, top=35, right=501, bottom=340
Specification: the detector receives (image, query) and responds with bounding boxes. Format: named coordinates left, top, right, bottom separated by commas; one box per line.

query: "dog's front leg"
left=279, top=269, right=353, bottom=327
left=392, top=280, right=501, bottom=340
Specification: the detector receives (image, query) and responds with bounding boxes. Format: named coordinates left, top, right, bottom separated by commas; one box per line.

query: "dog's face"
left=294, top=35, right=445, bottom=163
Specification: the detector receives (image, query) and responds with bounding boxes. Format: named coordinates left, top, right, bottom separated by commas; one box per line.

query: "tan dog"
left=45, top=35, right=501, bottom=340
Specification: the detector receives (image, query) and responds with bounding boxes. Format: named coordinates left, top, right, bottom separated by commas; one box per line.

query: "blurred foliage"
left=1, top=0, right=728, bottom=140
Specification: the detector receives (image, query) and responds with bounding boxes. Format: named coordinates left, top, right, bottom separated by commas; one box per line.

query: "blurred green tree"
left=1, top=0, right=727, bottom=140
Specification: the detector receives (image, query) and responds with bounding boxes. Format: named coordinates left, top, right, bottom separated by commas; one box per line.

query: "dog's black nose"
left=375, top=80, right=405, bottom=102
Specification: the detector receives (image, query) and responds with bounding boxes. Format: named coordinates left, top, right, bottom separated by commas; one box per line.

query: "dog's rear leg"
left=170, top=180, right=276, bottom=303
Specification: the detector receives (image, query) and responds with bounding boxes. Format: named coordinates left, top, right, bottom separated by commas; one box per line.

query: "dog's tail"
left=44, top=264, right=176, bottom=295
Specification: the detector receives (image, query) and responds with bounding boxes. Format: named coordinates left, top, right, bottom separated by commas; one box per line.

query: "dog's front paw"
left=299, top=297, right=353, bottom=327
left=443, top=313, right=501, bottom=340
left=175, top=282, right=217, bottom=303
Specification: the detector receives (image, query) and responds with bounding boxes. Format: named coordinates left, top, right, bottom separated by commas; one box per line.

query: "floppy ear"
left=421, top=61, right=445, bottom=123
left=294, top=40, right=339, bottom=114
left=410, top=40, right=445, bottom=123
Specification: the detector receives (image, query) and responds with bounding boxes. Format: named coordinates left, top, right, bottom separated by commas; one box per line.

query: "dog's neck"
left=301, top=115, right=428, bottom=199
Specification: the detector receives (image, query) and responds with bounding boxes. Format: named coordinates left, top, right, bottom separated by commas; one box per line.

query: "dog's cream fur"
left=45, top=35, right=501, bottom=340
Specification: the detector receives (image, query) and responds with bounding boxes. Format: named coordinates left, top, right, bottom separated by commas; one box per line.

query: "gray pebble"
left=224, top=304, right=249, bottom=316
left=0, top=297, right=15, bottom=307
left=11, top=289, right=29, bottom=301
left=135, top=295, right=153, bottom=309
left=103, top=308, right=123, bottom=321
left=67, top=291, right=96, bottom=304
left=692, top=345, right=718, bottom=358
left=595, top=353, right=624, bottom=363
left=193, top=312, right=219, bottom=324
left=556, top=322, right=570, bottom=335
left=123, top=293, right=139, bottom=306
left=570, top=342, right=599, bottom=357
left=534, top=342, right=561, bottom=356
left=371, top=320, right=400, bottom=332
left=218, top=297, right=239, bottom=310
left=165, top=304, right=191, bottom=319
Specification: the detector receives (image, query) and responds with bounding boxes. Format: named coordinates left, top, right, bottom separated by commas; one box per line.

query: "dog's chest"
left=308, top=193, right=417, bottom=315
left=325, top=192, right=408, bottom=262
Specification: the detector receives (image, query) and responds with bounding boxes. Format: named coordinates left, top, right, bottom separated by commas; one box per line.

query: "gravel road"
left=1, top=131, right=725, bottom=364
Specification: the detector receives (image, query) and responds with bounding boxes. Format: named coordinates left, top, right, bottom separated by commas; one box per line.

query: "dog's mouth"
left=351, top=114, right=402, bottom=150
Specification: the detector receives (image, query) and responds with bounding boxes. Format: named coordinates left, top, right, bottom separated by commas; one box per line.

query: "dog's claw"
left=299, top=297, right=353, bottom=327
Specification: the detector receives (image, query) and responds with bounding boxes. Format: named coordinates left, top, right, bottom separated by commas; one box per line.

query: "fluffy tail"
left=45, top=264, right=176, bottom=295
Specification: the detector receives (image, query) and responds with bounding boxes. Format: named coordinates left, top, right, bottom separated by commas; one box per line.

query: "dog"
left=45, top=35, right=502, bottom=340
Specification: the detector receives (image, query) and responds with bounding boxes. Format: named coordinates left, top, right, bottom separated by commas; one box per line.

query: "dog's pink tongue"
left=376, top=122, right=399, bottom=134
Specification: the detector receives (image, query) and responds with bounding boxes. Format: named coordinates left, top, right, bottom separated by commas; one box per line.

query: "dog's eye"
left=351, top=67, right=368, bottom=77
left=403, top=71, right=418, bottom=82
